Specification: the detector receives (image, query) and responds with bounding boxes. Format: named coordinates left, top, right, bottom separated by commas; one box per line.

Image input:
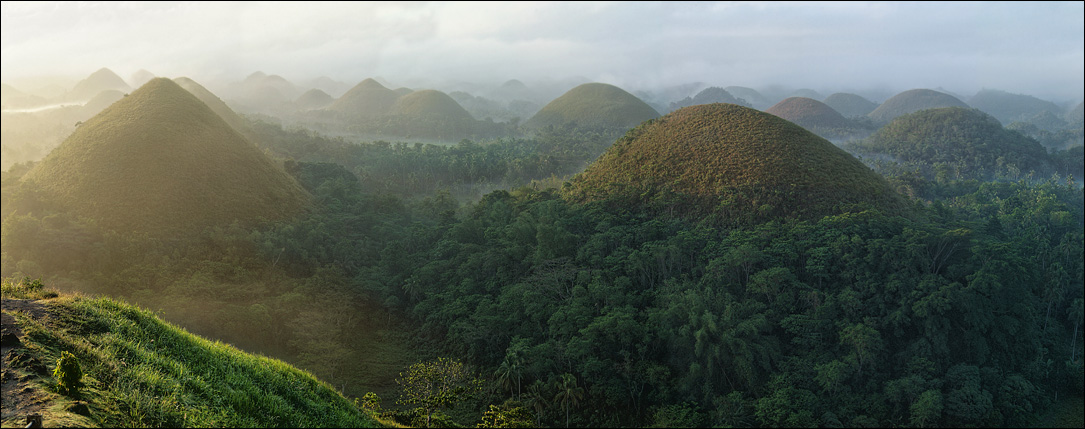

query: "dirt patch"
left=1, top=299, right=54, bottom=427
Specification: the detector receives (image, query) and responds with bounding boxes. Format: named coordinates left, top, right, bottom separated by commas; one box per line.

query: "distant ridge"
left=173, top=76, right=253, bottom=138
left=968, top=89, right=1063, bottom=125
left=390, top=89, right=475, bottom=122
left=868, top=88, right=969, bottom=123
left=563, top=103, right=907, bottom=222
left=525, top=82, right=660, bottom=130
left=22, top=77, right=309, bottom=236
left=296, top=88, right=335, bottom=110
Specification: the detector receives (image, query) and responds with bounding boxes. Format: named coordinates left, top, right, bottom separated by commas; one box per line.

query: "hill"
left=668, top=87, right=749, bottom=112
left=867, top=88, right=969, bottom=123
left=20, top=77, right=309, bottom=236
left=967, top=89, right=1063, bottom=125
left=173, top=76, right=253, bottom=137
left=67, top=68, right=131, bottom=102
left=563, top=103, right=907, bottom=222
left=847, top=107, right=1053, bottom=179
left=390, top=89, right=476, bottom=122
left=765, top=97, right=853, bottom=131
left=1068, top=102, right=1084, bottom=128
left=326, top=78, right=402, bottom=119
left=295, top=88, right=335, bottom=110
left=822, top=92, right=878, bottom=117
left=0, top=279, right=377, bottom=428
left=525, top=82, right=660, bottom=131
left=724, top=86, right=772, bottom=109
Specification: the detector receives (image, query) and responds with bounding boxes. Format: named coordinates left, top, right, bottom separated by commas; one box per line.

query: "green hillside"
left=0, top=278, right=377, bottom=428
left=765, top=96, right=853, bottom=130
left=173, top=76, right=254, bottom=138
left=822, top=92, right=878, bottom=117
left=525, top=82, right=660, bottom=131
left=20, top=77, right=309, bottom=237
left=847, top=106, right=1054, bottom=179
left=968, top=88, right=1063, bottom=125
left=326, top=78, right=402, bottom=119
left=563, top=103, right=907, bottom=222
left=868, top=88, right=969, bottom=123
left=390, top=89, right=476, bottom=122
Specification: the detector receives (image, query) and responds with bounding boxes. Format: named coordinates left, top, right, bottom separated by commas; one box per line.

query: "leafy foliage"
left=52, top=350, right=83, bottom=396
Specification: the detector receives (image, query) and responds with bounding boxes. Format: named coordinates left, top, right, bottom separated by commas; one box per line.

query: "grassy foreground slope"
left=0, top=279, right=377, bottom=428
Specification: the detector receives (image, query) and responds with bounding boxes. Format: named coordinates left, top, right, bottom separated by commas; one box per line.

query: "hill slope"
left=765, top=97, right=853, bottom=131
left=822, top=92, right=878, bottom=117
left=525, top=83, right=660, bottom=131
left=968, top=88, right=1063, bottom=125
left=0, top=279, right=377, bottom=428
left=21, top=77, right=309, bottom=236
left=563, top=103, right=906, bottom=222
left=326, top=78, right=402, bottom=119
left=868, top=88, right=969, bottom=123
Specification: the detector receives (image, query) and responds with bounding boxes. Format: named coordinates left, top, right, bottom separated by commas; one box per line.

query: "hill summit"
left=563, top=103, right=906, bottom=222
left=868, top=88, right=969, bottom=123
left=525, top=82, right=660, bottom=130
left=326, top=78, right=402, bottom=119
left=21, top=77, right=309, bottom=236
left=765, top=97, right=852, bottom=131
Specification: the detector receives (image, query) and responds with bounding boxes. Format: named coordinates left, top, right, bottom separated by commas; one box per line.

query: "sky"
left=2, top=1, right=1083, bottom=103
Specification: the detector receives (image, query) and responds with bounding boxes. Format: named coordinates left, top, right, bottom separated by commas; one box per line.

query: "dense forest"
left=2, top=73, right=1083, bottom=428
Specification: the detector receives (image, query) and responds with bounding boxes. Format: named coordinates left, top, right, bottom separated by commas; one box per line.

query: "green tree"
left=53, top=350, right=82, bottom=396
left=553, top=373, right=585, bottom=428
left=396, top=357, right=484, bottom=428
left=477, top=400, right=534, bottom=428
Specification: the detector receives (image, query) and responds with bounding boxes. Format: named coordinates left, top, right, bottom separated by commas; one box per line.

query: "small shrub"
left=53, top=351, right=83, bottom=396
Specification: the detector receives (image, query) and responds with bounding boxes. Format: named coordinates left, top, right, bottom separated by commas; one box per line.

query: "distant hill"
left=669, top=87, right=749, bottom=112
left=80, top=89, right=125, bottom=115
left=21, top=78, right=308, bottom=236
left=563, top=103, right=907, bottom=222
left=525, top=82, right=660, bottom=131
left=0, top=282, right=377, bottom=428
left=0, top=83, right=48, bottom=110
left=295, top=88, right=335, bottom=110
left=173, top=77, right=254, bottom=138
left=765, top=97, right=853, bottom=131
left=823, top=93, right=878, bottom=117
left=968, top=89, right=1063, bottom=125
left=67, top=68, right=131, bottom=102
left=391, top=89, right=475, bottom=122
left=847, top=107, right=1053, bottom=179
left=1067, top=102, right=1084, bottom=128
left=868, top=89, right=969, bottom=123
left=129, top=69, right=156, bottom=88
left=326, top=78, right=402, bottom=119
left=724, top=86, right=772, bottom=109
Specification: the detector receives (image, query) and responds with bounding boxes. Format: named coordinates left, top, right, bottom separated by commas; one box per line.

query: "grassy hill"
left=295, top=88, right=335, bottom=110
left=765, top=96, right=853, bottom=131
left=326, top=78, right=402, bottom=119
left=173, top=76, right=254, bottom=138
left=822, top=92, right=878, bottom=117
left=20, top=77, right=309, bottom=237
left=0, top=278, right=378, bottom=428
left=563, top=103, right=907, bottom=222
left=868, top=88, right=969, bottom=123
left=390, top=89, right=476, bottom=122
left=724, top=86, right=771, bottom=109
left=847, top=106, right=1054, bottom=179
left=525, top=82, right=660, bottom=131
left=967, top=88, right=1063, bottom=125
left=67, top=68, right=131, bottom=102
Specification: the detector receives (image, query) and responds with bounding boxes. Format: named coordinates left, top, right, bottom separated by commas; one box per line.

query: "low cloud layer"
left=2, top=1, right=1082, bottom=103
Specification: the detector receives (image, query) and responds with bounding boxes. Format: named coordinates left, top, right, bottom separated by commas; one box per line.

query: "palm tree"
left=494, top=353, right=524, bottom=400
left=524, top=380, right=549, bottom=427
left=553, top=373, right=584, bottom=428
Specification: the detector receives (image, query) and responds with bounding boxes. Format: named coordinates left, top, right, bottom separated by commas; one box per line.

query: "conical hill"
left=868, top=89, right=968, bottom=123
left=823, top=93, right=878, bottom=117
left=390, top=89, right=475, bottom=121
left=295, top=88, right=334, bottom=110
left=325, top=78, right=401, bottom=119
left=68, top=67, right=131, bottom=102
left=563, top=103, right=907, bottom=222
left=22, top=78, right=309, bottom=236
left=765, top=97, right=852, bottom=130
left=525, top=83, right=660, bottom=131
left=173, top=77, right=253, bottom=138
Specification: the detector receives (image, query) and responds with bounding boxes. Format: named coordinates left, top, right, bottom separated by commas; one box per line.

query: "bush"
left=53, top=350, right=83, bottom=396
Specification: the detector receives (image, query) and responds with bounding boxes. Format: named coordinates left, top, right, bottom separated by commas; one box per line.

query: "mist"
left=2, top=1, right=1082, bottom=105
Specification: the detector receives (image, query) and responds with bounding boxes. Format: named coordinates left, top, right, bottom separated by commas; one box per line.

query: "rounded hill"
left=847, top=107, right=1053, bottom=178
left=823, top=93, right=878, bottom=117
left=868, top=89, right=969, bottom=123
left=21, top=77, right=309, bottom=236
left=766, top=97, right=852, bottom=131
left=295, top=88, right=334, bottom=110
left=326, top=78, right=401, bottom=119
left=967, top=89, right=1062, bottom=125
left=68, top=67, right=131, bottom=101
left=390, top=89, right=475, bottom=122
left=724, top=86, right=771, bottom=109
left=173, top=77, right=253, bottom=138
left=525, top=83, right=660, bottom=131
left=563, top=103, right=907, bottom=222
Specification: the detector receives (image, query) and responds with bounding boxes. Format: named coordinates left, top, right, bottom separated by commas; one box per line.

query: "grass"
left=526, top=83, right=660, bottom=130
left=1, top=279, right=379, bottom=428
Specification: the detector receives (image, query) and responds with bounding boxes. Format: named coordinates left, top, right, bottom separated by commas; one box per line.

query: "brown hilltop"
left=563, top=103, right=907, bottom=223
left=325, top=78, right=402, bottom=119
left=525, top=83, right=660, bottom=131
left=21, top=77, right=309, bottom=236
left=766, top=97, right=853, bottom=131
